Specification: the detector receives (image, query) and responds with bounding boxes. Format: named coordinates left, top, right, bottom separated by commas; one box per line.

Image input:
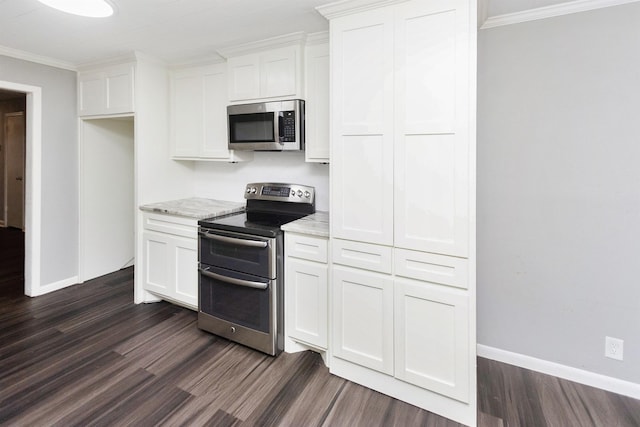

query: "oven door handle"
left=199, top=231, right=268, bottom=248
left=199, top=267, right=268, bottom=290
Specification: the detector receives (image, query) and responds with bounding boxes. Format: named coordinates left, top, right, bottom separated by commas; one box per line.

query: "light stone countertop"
left=139, top=197, right=244, bottom=220
left=281, top=211, right=329, bottom=238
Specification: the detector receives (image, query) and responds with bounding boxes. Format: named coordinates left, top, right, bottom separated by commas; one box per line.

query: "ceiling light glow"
left=37, top=0, right=114, bottom=18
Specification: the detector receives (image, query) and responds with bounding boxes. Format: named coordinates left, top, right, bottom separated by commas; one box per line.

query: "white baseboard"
left=29, top=276, right=79, bottom=297
left=477, top=344, right=640, bottom=400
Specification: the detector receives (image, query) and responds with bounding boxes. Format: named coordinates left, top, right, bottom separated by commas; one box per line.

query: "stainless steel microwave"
left=227, top=99, right=305, bottom=151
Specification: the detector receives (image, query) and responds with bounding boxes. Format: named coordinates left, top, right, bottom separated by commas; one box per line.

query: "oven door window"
left=229, top=112, right=275, bottom=143
left=199, top=265, right=271, bottom=333
left=199, top=230, right=275, bottom=279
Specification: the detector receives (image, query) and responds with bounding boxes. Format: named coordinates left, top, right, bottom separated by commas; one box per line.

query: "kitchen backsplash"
left=194, top=152, right=330, bottom=211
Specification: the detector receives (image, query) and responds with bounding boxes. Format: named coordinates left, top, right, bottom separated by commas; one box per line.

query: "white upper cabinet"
left=227, top=44, right=302, bottom=103
left=330, top=8, right=394, bottom=245
left=78, top=62, right=135, bottom=116
left=393, top=0, right=470, bottom=257
left=170, top=63, right=252, bottom=162
left=304, top=35, right=330, bottom=163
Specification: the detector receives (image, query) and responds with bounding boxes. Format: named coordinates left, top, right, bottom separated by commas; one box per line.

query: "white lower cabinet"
left=332, top=265, right=394, bottom=375
left=284, top=233, right=328, bottom=352
left=394, top=278, right=470, bottom=403
left=142, top=213, right=198, bottom=310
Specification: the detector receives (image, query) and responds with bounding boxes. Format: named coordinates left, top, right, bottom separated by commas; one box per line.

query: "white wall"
left=0, top=55, right=77, bottom=287
left=194, top=152, right=330, bottom=211
left=80, top=118, right=134, bottom=281
left=477, top=3, right=640, bottom=384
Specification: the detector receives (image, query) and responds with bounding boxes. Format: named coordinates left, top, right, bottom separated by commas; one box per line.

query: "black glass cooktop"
left=199, top=211, right=308, bottom=238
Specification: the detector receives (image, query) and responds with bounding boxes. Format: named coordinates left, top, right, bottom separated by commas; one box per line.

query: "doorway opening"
left=0, top=89, right=26, bottom=295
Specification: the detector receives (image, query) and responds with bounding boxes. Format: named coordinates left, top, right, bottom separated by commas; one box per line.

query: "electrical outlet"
left=605, top=336, right=624, bottom=361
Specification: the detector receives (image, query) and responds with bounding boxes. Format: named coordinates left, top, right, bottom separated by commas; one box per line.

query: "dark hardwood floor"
left=1, top=226, right=639, bottom=426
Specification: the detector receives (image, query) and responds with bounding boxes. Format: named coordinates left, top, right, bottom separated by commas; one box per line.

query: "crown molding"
left=481, top=0, right=640, bottom=29
left=305, top=31, right=329, bottom=46
left=217, top=32, right=306, bottom=58
left=0, top=45, right=76, bottom=71
left=316, top=0, right=408, bottom=20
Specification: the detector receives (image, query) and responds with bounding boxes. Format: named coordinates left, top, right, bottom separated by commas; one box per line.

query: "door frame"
left=0, top=80, right=42, bottom=297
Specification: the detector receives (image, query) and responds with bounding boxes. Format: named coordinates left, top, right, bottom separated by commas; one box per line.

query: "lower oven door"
left=198, top=264, right=279, bottom=355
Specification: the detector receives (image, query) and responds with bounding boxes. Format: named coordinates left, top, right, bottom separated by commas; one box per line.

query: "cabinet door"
left=227, top=54, right=260, bottom=101
left=173, top=236, right=198, bottom=309
left=260, top=46, right=299, bottom=99
left=395, top=277, right=470, bottom=403
left=394, top=0, right=470, bottom=257
left=286, top=257, right=328, bottom=349
left=332, top=265, right=393, bottom=374
left=202, top=64, right=233, bottom=159
left=331, top=7, right=394, bottom=245
left=78, top=72, right=105, bottom=116
left=305, top=42, right=330, bottom=163
left=171, top=69, right=203, bottom=158
left=142, top=231, right=172, bottom=296
left=143, top=230, right=198, bottom=310
left=105, top=63, right=135, bottom=114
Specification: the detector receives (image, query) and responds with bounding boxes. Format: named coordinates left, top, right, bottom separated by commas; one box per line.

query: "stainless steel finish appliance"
left=198, top=183, right=315, bottom=355
left=227, top=99, right=305, bottom=151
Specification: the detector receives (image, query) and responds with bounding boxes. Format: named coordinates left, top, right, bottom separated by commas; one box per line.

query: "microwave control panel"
left=279, top=111, right=296, bottom=142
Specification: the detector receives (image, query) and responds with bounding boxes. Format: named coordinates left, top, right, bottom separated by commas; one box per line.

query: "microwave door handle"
left=198, top=231, right=268, bottom=248
left=199, top=267, right=268, bottom=290
left=276, top=112, right=284, bottom=145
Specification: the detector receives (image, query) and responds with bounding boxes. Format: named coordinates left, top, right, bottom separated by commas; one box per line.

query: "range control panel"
left=245, top=182, right=315, bottom=204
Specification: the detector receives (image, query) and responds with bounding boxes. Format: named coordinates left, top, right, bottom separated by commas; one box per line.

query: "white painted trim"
left=481, top=0, right=640, bottom=29
left=477, top=344, right=640, bottom=400
left=217, top=32, right=306, bottom=58
left=31, top=276, right=80, bottom=297
left=0, top=45, right=76, bottom=71
left=0, top=81, right=42, bottom=297
left=316, top=0, right=409, bottom=20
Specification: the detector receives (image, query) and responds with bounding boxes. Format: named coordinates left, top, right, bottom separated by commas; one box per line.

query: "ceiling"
left=0, top=0, right=577, bottom=68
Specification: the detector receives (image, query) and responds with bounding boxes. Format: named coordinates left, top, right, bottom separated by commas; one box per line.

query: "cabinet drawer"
left=285, top=233, right=328, bottom=263
left=142, top=213, right=197, bottom=239
left=332, top=239, right=392, bottom=274
left=394, top=248, right=467, bottom=289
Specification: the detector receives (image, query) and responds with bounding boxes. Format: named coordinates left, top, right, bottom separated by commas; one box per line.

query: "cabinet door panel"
left=172, top=72, right=203, bottom=157
left=228, top=55, right=260, bottom=101
left=331, top=8, right=394, bottom=245
left=286, top=258, right=328, bottom=348
left=78, top=73, right=104, bottom=116
left=203, top=66, right=232, bottom=158
left=332, top=266, right=393, bottom=374
left=394, top=0, right=470, bottom=257
left=106, top=64, right=134, bottom=114
left=395, top=278, right=469, bottom=402
left=260, top=47, right=297, bottom=99
left=305, top=42, right=330, bottom=163
left=173, top=237, right=198, bottom=308
left=143, top=232, right=171, bottom=294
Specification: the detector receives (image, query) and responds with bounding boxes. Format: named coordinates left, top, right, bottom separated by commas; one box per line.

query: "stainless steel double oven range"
left=197, top=183, right=315, bottom=356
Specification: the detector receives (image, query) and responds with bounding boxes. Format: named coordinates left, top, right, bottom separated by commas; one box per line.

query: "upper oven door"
left=199, top=228, right=277, bottom=279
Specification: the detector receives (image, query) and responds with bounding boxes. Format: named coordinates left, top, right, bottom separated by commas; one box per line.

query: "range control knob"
left=304, top=191, right=311, bottom=199
left=250, top=187, right=257, bottom=194
left=297, top=190, right=303, bottom=197
left=246, top=187, right=251, bottom=194
left=291, top=190, right=295, bottom=197
left=230, top=326, right=236, bottom=333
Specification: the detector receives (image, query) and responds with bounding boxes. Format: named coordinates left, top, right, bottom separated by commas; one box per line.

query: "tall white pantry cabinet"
left=318, top=0, right=477, bottom=425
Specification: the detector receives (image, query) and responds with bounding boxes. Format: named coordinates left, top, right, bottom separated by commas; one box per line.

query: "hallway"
left=0, top=226, right=23, bottom=297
